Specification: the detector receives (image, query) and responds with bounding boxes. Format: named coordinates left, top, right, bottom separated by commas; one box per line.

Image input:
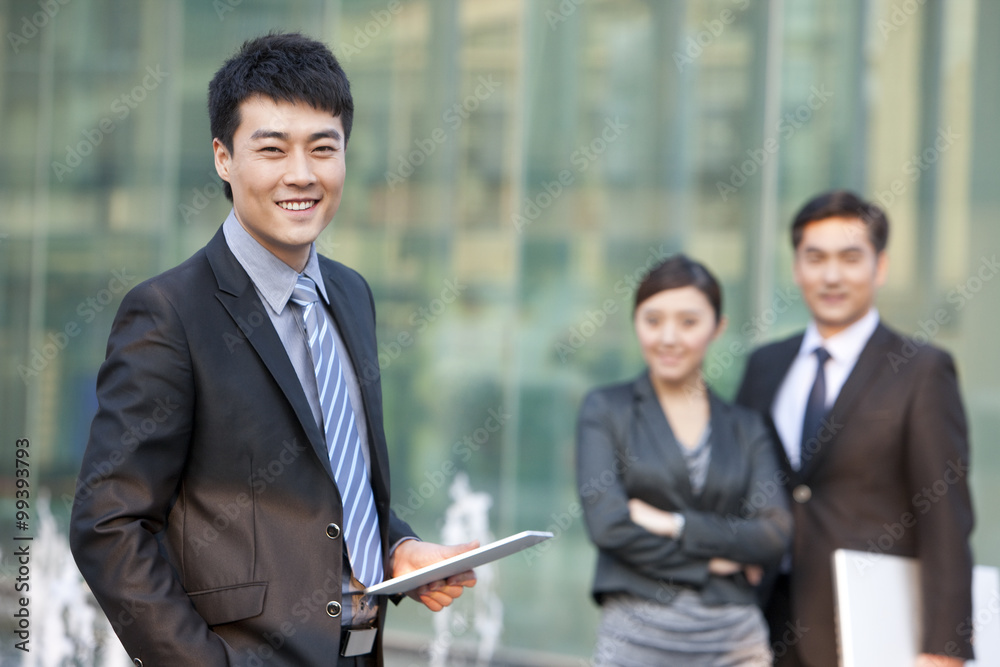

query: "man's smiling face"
left=214, top=95, right=346, bottom=270
left=793, top=216, right=887, bottom=338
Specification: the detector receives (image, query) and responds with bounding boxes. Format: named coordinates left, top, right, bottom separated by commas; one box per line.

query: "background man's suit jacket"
left=577, top=373, right=792, bottom=607
left=736, top=323, right=974, bottom=665
left=70, top=227, right=417, bottom=666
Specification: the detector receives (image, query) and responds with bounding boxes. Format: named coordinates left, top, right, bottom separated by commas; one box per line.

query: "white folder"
left=832, top=549, right=999, bottom=666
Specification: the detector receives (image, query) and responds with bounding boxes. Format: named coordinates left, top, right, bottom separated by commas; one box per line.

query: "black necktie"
left=800, top=347, right=831, bottom=468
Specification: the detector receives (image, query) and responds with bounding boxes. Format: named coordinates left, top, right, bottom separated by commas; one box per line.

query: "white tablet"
left=365, top=530, right=554, bottom=596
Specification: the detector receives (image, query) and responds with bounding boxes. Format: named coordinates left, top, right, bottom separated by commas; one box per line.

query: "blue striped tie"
left=290, top=275, right=384, bottom=587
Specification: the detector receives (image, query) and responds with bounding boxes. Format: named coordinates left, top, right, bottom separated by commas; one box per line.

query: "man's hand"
left=915, top=654, right=964, bottom=667
left=391, top=539, right=478, bottom=611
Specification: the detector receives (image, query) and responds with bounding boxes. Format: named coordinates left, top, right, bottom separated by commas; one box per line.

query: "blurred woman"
left=577, top=254, right=792, bottom=665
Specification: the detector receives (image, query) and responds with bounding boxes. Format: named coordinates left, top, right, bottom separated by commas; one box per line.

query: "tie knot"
left=290, top=275, right=320, bottom=307
left=813, top=347, right=831, bottom=365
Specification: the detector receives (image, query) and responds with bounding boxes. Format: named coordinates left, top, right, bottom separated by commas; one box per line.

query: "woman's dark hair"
left=634, top=254, right=722, bottom=322
left=791, top=189, right=889, bottom=253
left=207, top=32, right=354, bottom=201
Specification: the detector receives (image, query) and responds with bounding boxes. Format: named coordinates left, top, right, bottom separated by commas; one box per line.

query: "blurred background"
left=1, top=0, right=998, bottom=663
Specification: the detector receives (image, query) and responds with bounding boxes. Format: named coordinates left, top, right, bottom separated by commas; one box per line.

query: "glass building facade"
left=1, top=0, right=998, bottom=662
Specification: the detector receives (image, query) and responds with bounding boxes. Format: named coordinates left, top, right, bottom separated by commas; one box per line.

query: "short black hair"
left=790, top=190, right=889, bottom=253
left=207, top=32, right=354, bottom=200
left=634, top=254, right=723, bottom=323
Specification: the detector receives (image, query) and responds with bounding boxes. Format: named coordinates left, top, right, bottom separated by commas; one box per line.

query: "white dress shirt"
left=771, top=308, right=880, bottom=468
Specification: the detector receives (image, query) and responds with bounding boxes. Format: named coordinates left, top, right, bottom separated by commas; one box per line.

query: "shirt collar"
left=222, top=209, right=330, bottom=313
left=799, top=307, right=880, bottom=365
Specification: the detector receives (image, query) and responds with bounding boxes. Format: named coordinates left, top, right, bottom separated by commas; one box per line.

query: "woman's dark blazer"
left=576, top=372, right=792, bottom=607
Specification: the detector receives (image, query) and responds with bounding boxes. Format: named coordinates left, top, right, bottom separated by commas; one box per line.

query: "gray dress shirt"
left=223, top=211, right=378, bottom=628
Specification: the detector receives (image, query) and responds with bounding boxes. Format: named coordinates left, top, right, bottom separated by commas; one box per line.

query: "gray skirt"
left=593, top=591, right=771, bottom=666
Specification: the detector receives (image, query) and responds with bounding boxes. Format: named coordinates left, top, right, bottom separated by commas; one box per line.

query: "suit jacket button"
left=327, top=600, right=342, bottom=618
left=792, top=484, right=812, bottom=503
left=326, top=523, right=341, bottom=539
left=133, top=660, right=143, bottom=667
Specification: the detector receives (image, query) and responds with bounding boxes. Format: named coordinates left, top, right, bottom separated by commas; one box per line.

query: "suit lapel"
left=797, top=324, right=891, bottom=481
left=697, top=392, right=738, bottom=511
left=633, top=375, right=697, bottom=506
left=760, top=335, right=803, bottom=477
left=205, top=228, right=329, bottom=470
left=763, top=335, right=803, bottom=413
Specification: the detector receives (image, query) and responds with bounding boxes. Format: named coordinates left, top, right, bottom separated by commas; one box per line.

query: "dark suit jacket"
left=70, top=226, right=417, bottom=666
left=576, top=372, right=792, bottom=608
left=736, top=323, right=974, bottom=665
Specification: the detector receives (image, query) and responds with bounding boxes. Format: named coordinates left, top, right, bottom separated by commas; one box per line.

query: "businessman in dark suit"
left=70, top=33, right=475, bottom=666
left=736, top=191, right=974, bottom=666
